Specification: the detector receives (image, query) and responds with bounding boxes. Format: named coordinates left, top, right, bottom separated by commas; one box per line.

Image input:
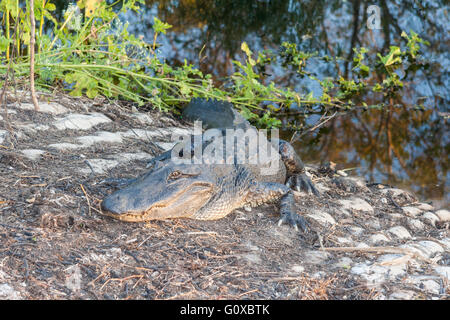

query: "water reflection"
left=283, top=107, right=448, bottom=203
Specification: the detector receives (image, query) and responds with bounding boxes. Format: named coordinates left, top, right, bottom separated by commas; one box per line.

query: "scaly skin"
left=101, top=98, right=319, bottom=231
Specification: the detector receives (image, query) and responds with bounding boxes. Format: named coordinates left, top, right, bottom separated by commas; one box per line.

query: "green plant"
left=0, top=1, right=431, bottom=129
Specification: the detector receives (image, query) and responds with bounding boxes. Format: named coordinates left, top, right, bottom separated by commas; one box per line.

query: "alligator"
left=101, top=98, right=319, bottom=231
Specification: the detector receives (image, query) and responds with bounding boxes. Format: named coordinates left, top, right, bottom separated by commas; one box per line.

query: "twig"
left=29, top=0, right=40, bottom=111
left=387, top=192, right=402, bottom=210
left=237, top=289, right=259, bottom=298
left=100, top=274, right=144, bottom=290
left=292, top=111, right=339, bottom=143
left=185, top=231, right=218, bottom=236
left=137, top=234, right=154, bottom=248
left=23, top=258, right=30, bottom=281
left=88, top=272, right=108, bottom=287
left=79, top=184, right=92, bottom=216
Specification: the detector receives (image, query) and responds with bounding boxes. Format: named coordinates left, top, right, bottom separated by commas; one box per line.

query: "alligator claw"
left=279, top=192, right=309, bottom=232
left=286, top=173, right=320, bottom=196
left=277, top=212, right=308, bottom=232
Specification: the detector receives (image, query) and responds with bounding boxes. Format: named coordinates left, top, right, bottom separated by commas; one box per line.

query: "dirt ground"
left=0, top=89, right=448, bottom=300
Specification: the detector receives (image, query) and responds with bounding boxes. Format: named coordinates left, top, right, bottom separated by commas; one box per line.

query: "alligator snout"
left=101, top=192, right=126, bottom=215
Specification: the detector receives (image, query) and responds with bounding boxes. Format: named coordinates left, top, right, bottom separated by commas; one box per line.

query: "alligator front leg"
left=246, top=182, right=309, bottom=232
left=277, top=139, right=320, bottom=196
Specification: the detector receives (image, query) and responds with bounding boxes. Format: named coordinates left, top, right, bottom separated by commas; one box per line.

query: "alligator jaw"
left=100, top=182, right=214, bottom=222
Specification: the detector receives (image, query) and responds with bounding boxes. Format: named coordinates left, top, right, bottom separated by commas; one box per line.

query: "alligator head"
left=101, top=162, right=216, bottom=222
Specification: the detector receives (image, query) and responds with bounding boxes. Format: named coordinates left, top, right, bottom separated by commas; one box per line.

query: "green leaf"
left=0, top=36, right=11, bottom=52
left=179, top=83, right=191, bottom=96
left=86, top=87, right=98, bottom=98
left=305, top=91, right=314, bottom=101
left=241, top=42, right=256, bottom=66
left=379, top=46, right=402, bottom=67
left=241, top=42, right=252, bottom=57
left=45, top=2, right=56, bottom=11
left=153, top=17, right=172, bottom=34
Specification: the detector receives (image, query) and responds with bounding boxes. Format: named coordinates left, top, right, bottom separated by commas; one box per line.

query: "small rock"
left=389, top=213, right=405, bottom=220
left=433, top=266, right=450, bottom=281
left=19, top=123, right=50, bottom=132
left=420, top=280, right=441, bottom=294
left=291, top=265, right=305, bottom=273
left=0, top=130, right=8, bottom=144
left=244, top=241, right=260, bottom=252
left=437, top=238, right=450, bottom=251
left=114, top=152, right=153, bottom=163
left=388, top=290, right=417, bottom=300
left=333, top=177, right=368, bottom=192
left=131, top=113, right=154, bottom=125
left=79, top=159, right=120, bottom=175
left=21, top=149, right=45, bottom=161
left=349, top=226, right=365, bottom=236
left=378, top=254, right=410, bottom=271
left=407, top=218, right=426, bottom=231
left=0, top=270, right=10, bottom=281
left=351, top=258, right=407, bottom=284
left=415, top=203, right=434, bottom=211
left=48, top=143, right=82, bottom=151
left=356, top=242, right=370, bottom=248
left=435, top=209, right=450, bottom=222
left=403, top=241, right=444, bottom=258
left=121, top=129, right=164, bottom=140
left=77, top=131, right=123, bottom=147
left=303, top=250, right=331, bottom=264
left=379, top=188, right=416, bottom=205
left=314, top=182, right=331, bottom=193
left=4, top=109, right=17, bottom=115
left=407, top=275, right=441, bottom=295
left=387, top=226, right=412, bottom=239
left=163, top=127, right=193, bottom=137
left=369, top=233, right=390, bottom=244
left=311, top=271, right=327, bottom=279
left=107, top=247, right=122, bottom=257
left=338, top=197, right=374, bottom=214
left=421, top=212, right=440, bottom=226
left=336, top=237, right=353, bottom=245
left=365, top=219, right=381, bottom=230
left=53, top=113, right=111, bottom=130
left=0, top=283, right=22, bottom=299
left=334, top=257, right=353, bottom=269
left=17, top=102, right=68, bottom=114
left=402, top=206, right=422, bottom=217
left=306, top=210, right=336, bottom=226
left=346, top=176, right=369, bottom=189
left=243, top=253, right=261, bottom=264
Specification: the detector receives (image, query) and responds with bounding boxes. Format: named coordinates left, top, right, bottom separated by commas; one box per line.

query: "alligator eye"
left=168, top=171, right=182, bottom=180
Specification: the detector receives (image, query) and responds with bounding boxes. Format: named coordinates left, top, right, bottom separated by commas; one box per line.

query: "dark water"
left=61, top=1, right=450, bottom=205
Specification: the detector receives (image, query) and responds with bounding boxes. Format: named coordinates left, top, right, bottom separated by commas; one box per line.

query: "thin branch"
left=1, top=16, right=20, bottom=134
left=30, top=0, right=40, bottom=111
left=291, top=111, right=339, bottom=143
